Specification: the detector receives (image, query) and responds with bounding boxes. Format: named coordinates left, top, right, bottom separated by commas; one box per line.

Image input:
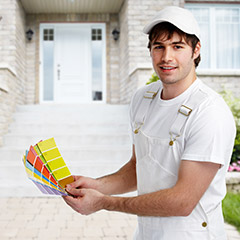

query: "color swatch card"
left=23, top=137, right=74, bottom=196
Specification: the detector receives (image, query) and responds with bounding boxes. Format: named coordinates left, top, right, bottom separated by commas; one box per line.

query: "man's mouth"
left=160, top=66, right=177, bottom=70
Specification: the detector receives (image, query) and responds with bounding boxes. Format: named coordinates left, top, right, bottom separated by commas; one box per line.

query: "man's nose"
left=161, top=48, right=173, bottom=62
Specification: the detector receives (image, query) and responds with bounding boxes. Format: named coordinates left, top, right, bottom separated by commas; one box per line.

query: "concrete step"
left=15, top=104, right=129, bottom=113
left=0, top=164, right=128, bottom=197
left=12, top=114, right=129, bottom=124
left=8, top=122, right=130, bottom=134
left=3, top=133, right=131, bottom=148
left=0, top=145, right=132, bottom=162
left=0, top=103, right=133, bottom=197
left=0, top=162, right=127, bottom=197
left=12, top=104, right=130, bottom=124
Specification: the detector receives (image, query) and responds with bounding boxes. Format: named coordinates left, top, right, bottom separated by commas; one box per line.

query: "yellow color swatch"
left=52, top=166, right=71, bottom=180
left=42, top=148, right=61, bottom=161
left=47, top=157, right=65, bottom=170
left=37, top=138, right=56, bottom=152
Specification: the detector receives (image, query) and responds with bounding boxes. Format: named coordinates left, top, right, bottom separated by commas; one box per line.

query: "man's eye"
left=154, top=46, right=163, bottom=49
left=175, top=45, right=182, bottom=49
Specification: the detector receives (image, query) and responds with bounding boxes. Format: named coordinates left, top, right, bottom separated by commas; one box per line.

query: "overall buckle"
left=143, top=91, right=158, bottom=99
left=178, top=105, right=192, bottom=116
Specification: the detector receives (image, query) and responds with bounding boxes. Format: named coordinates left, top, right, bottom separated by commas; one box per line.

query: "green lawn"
left=222, top=192, right=240, bottom=232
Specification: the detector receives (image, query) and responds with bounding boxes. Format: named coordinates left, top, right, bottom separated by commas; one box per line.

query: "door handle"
left=57, top=69, right=60, bottom=80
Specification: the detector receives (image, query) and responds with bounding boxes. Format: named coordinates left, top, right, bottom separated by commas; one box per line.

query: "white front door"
left=55, top=26, right=91, bottom=103
left=40, top=23, right=106, bottom=103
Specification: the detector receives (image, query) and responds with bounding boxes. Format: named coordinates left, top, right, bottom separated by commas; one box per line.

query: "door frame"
left=39, top=23, right=106, bottom=104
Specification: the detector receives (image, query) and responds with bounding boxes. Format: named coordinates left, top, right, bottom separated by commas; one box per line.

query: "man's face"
left=150, top=32, right=200, bottom=86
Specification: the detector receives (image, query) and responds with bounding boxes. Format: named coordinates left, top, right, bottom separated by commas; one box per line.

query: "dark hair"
left=148, top=22, right=201, bottom=68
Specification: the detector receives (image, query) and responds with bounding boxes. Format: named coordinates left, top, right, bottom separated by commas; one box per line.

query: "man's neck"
left=161, top=74, right=197, bottom=100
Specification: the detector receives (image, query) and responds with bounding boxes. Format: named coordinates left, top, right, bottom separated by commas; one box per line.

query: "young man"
left=63, top=6, right=236, bottom=239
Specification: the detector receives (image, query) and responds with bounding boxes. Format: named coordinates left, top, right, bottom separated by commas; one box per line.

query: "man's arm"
left=103, top=160, right=220, bottom=216
left=66, top=145, right=137, bottom=195
left=96, top=146, right=137, bottom=195
left=64, top=159, right=220, bottom=216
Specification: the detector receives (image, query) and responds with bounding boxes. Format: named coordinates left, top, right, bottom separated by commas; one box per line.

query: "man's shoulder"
left=132, top=81, right=162, bottom=101
left=196, top=79, right=224, bottom=107
left=190, top=80, right=235, bottom=128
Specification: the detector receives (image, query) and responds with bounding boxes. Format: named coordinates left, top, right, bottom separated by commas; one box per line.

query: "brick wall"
left=107, top=14, right=120, bottom=104
left=0, top=0, right=26, bottom=145
left=199, top=73, right=240, bottom=97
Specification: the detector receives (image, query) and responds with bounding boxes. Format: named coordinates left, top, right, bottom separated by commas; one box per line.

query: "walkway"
left=0, top=197, right=240, bottom=240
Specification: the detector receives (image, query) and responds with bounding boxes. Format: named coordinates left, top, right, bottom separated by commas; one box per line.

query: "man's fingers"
left=63, top=195, right=81, bottom=212
left=66, top=186, right=85, bottom=197
left=67, top=176, right=83, bottom=188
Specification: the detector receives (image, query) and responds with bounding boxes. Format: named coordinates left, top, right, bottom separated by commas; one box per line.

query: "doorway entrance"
left=40, top=23, right=106, bottom=103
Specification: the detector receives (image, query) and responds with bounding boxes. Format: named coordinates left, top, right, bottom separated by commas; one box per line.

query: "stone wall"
left=199, top=73, right=240, bottom=97
left=0, top=68, right=17, bottom=145
left=226, top=172, right=240, bottom=194
left=0, top=0, right=26, bottom=146
left=107, top=14, right=120, bottom=104
left=25, top=13, right=120, bottom=104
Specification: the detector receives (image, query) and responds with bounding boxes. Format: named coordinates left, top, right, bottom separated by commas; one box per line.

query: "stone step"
left=0, top=145, right=132, bottom=162
left=0, top=103, right=132, bottom=197
left=12, top=115, right=129, bottom=124
left=8, top=122, right=130, bottom=135
left=15, top=104, right=129, bottom=113
left=0, top=163, right=126, bottom=197
left=2, top=133, right=131, bottom=148
left=12, top=104, right=130, bottom=124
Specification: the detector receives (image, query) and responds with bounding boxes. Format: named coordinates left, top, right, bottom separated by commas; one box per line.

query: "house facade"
left=0, top=0, right=240, bottom=145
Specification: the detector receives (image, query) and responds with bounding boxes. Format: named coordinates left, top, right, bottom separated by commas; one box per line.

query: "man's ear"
left=193, top=41, right=201, bottom=60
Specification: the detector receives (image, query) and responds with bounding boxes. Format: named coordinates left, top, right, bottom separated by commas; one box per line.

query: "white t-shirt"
left=130, top=78, right=236, bottom=212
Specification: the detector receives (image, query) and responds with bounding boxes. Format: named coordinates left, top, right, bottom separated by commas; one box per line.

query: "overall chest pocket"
left=149, top=137, right=182, bottom=178
left=135, top=131, right=182, bottom=194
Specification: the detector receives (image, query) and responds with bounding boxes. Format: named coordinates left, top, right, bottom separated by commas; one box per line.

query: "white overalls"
left=131, top=80, right=229, bottom=240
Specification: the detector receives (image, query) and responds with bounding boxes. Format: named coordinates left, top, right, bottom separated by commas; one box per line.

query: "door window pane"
left=43, top=29, right=54, bottom=101
left=91, top=28, right=103, bottom=101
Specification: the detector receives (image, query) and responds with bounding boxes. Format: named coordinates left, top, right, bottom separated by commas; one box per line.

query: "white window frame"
left=185, top=3, right=240, bottom=75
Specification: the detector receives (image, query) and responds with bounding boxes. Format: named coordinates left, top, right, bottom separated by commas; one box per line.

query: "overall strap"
left=134, top=80, right=162, bottom=134
left=169, top=89, right=207, bottom=146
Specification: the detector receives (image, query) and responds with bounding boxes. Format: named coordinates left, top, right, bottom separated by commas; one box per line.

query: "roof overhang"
left=20, top=0, right=124, bottom=14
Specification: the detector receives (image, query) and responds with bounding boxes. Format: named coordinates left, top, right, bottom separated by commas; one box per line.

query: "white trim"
left=197, top=69, right=240, bottom=77
left=129, top=63, right=153, bottom=77
left=39, top=23, right=106, bottom=104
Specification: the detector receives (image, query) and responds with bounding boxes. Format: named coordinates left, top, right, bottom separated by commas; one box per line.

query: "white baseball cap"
left=143, top=6, right=200, bottom=40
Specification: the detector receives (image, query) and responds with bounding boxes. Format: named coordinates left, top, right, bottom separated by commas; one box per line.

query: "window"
left=186, top=5, right=240, bottom=70
left=43, top=28, right=54, bottom=100
left=44, top=29, right=54, bottom=41
left=92, top=28, right=102, bottom=41
left=91, top=28, right=103, bottom=101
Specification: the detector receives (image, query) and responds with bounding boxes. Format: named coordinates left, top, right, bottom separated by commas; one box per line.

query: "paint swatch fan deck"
left=23, top=138, right=74, bottom=196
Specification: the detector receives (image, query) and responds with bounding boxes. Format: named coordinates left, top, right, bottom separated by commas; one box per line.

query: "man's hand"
left=63, top=187, right=105, bottom=215
left=67, top=175, right=99, bottom=190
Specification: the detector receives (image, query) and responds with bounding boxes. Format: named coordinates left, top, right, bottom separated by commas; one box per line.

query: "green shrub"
left=220, top=89, right=240, bottom=164
left=222, top=192, right=240, bottom=232
left=146, top=72, right=159, bottom=85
